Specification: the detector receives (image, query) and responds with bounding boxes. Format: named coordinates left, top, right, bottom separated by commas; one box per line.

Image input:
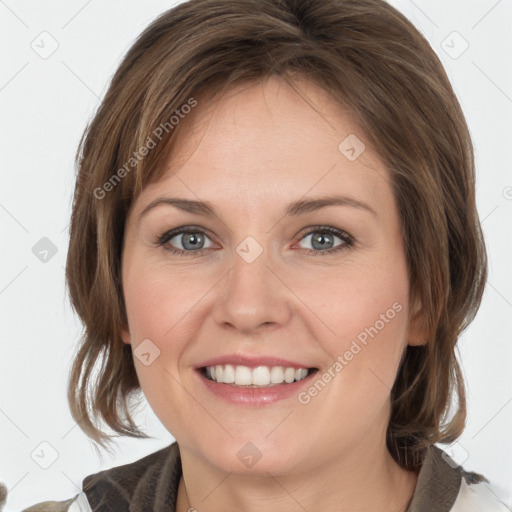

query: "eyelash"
left=155, top=225, right=355, bottom=257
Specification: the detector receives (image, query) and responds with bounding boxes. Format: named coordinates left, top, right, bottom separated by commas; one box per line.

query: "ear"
left=407, top=297, right=428, bottom=346
left=120, top=326, right=132, bottom=345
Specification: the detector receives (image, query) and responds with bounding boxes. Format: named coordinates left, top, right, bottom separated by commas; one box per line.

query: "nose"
left=212, top=242, right=292, bottom=335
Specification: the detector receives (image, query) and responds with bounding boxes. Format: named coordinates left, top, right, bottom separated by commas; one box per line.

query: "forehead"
left=131, top=76, right=394, bottom=220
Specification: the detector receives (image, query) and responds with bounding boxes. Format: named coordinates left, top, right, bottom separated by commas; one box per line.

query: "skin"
left=120, top=75, right=425, bottom=512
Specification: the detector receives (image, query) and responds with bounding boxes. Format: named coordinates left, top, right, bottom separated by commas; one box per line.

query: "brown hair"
left=65, top=0, right=487, bottom=469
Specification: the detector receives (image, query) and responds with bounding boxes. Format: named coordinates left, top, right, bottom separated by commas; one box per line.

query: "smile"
left=202, top=364, right=313, bottom=387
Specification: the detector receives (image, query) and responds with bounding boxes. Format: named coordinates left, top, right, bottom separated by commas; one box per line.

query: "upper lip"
left=196, top=354, right=316, bottom=370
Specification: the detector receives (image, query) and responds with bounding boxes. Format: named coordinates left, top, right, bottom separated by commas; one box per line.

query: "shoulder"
left=83, top=441, right=178, bottom=488
left=82, top=441, right=181, bottom=510
left=16, top=442, right=179, bottom=512
left=451, top=475, right=509, bottom=511
left=444, top=447, right=509, bottom=512
left=1, top=481, right=86, bottom=512
left=20, top=493, right=91, bottom=512
left=409, top=444, right=508, bottom=511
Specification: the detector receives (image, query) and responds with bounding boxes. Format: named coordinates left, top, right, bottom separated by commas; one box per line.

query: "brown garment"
left=82, top=442, right=181, bottom=511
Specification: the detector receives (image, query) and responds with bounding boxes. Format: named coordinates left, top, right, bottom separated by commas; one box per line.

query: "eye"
left=156, top=226, right=216, bottom=257
left=295, top=226, right=354, bottom=255
left=155, top=225, right=355, bottom=257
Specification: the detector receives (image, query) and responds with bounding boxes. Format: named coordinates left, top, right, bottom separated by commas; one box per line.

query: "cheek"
left=123, top=261, right=207, bottom=343
left=122, top=265, right=202, bottom=431
left=289, top=264, right=409, bottom=443
left=293, top=252, right=410, bottom=389
left=327, top=280, right=409, bottom=366
left=300, top=257, right=408, bottom=337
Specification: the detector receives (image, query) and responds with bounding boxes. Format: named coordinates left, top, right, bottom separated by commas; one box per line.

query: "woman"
left=14, top=0, right=506, bottom=510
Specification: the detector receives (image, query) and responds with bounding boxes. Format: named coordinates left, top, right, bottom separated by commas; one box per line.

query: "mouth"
left=199, top=364, right=319, bottom=388
left=194, top=354, right=321, bottom=404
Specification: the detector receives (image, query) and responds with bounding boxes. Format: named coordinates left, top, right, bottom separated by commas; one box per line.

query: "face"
left=121, top=76, right=419, bottom=476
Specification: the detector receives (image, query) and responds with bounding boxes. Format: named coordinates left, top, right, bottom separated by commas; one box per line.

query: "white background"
left=0, top=1, right=511, bottom=510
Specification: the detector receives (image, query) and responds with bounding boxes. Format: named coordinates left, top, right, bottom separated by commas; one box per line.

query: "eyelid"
left=295, top=225, right=353, bottom=241
left=155, top=225, right=218, bottom=249
left=292, top=225, right=354, bottom=251
left=156, top=225, right=355, bottom=256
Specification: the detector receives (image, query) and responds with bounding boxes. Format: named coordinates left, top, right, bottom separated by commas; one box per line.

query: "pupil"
left=183, top=232, right=203, bottom=250
left=312, top=232, right=333, bottom=250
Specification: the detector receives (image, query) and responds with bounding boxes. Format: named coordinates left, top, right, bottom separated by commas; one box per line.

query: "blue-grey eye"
left=298, top=229, right=347, bottom=251
left=169, top=231, right=214, bottom=251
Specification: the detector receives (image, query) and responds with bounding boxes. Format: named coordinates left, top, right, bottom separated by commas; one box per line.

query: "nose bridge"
left=212, top=235, right=290, bottom=332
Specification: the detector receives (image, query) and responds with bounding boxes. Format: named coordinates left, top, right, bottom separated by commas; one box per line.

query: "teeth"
left=284, top=367, right=295, bottom=383
left=223, top=364, right=235, bottom=383
left=252, top=366, right=270, bottom=386
left=205, top=365, right=310, bottom=386
left=270, top=366, right=284, bottom=383
left=235, top=365, right=252, bottom=385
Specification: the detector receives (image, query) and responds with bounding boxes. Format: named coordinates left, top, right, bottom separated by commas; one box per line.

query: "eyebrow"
left=138, top=194, right=378, bottom=222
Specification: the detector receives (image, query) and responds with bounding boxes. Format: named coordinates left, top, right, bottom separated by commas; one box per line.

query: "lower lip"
left=196, top=369, right=317, bottom=405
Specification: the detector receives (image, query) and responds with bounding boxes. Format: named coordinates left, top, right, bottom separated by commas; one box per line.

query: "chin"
left=198, top=436, right=306, bottom=476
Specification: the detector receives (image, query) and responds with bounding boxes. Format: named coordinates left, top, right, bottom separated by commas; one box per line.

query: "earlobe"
left=120, top=327, right=131, bottom=345
left=408, top=329, right=427, bottom=347
left=407, top=298, right=428, bottom=347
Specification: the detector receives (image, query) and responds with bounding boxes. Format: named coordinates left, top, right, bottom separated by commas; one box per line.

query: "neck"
left=176, top=437, right=418, bottom=512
